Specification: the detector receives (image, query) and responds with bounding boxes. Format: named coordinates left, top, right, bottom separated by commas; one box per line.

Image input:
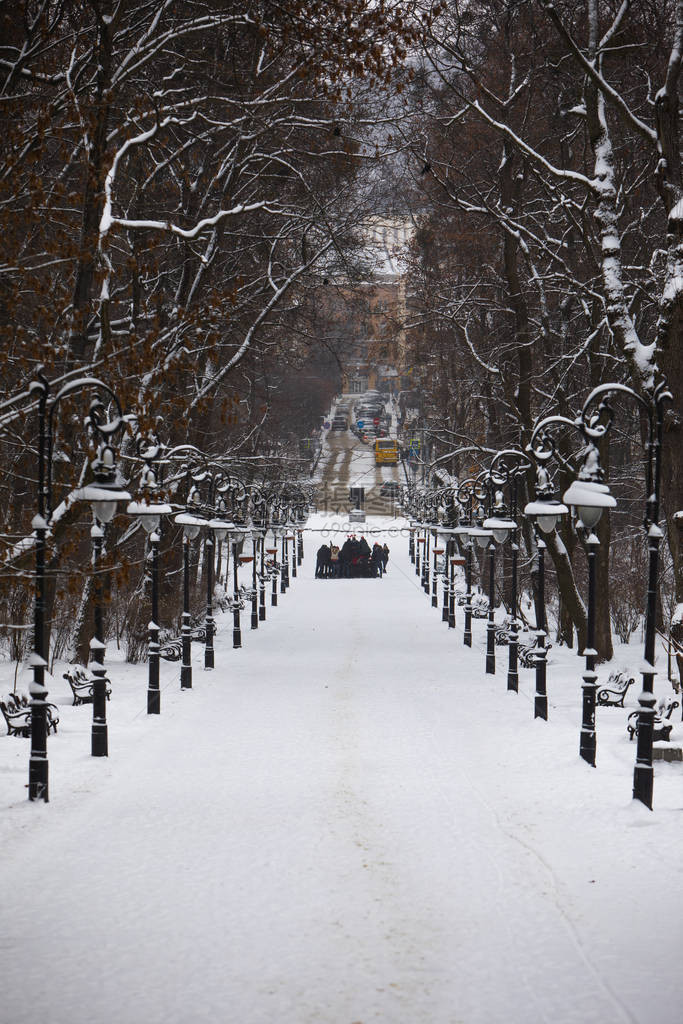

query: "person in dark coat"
left=358, top=535, right=371, bottom=559
left=339, top=537, right=353, bottom=578
left=316, top=543, right=331, bottom=578
left=371, top=542, right=384, bottom=578
left=381, top=543, right=389, bottom=573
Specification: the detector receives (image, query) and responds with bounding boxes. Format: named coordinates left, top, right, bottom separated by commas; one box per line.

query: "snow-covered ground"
left=1, top=512, right=682, bottom=1024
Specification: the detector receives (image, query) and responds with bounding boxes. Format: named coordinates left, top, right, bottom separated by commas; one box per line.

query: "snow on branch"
left=538, top=0, right=657, bottom=146
left=469, top=100, right=597, bottom=192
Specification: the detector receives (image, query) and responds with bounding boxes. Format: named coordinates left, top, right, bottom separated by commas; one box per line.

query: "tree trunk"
left=545, top=529, right=587, bottom=651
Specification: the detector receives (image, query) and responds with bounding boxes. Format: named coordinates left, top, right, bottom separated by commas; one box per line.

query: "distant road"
left=314, top=396, right=401, bottom=515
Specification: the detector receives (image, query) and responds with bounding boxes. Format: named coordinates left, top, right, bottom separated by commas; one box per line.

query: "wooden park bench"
left=627, top=697, right=680, bottom=743
left=596, top=670, right=635, bottom=708
left=63, top=665, right=111, bottom=706
left=1, top=694, right=59, bottom=736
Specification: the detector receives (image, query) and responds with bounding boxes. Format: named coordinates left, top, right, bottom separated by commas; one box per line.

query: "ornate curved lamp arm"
left=578, top=380, right=672, bottom=526
left=527, top=413, right=581, bottom=468
left=43, top=378, right=126, bottom=520
left=490, top=449, right=531, bottom=518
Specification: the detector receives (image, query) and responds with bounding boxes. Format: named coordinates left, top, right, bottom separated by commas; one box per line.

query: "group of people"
left=316, top=536, right=390, bottom=579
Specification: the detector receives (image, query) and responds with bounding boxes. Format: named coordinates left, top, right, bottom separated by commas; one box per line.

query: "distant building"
left=337, top=217, right=414, bottom=395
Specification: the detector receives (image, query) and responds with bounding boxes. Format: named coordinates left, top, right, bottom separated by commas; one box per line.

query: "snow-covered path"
left=2, top=517, right=682, bottom=1024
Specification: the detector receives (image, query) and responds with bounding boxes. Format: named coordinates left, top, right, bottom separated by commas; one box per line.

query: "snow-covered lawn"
left=1, top=513, right=681, bottom=1024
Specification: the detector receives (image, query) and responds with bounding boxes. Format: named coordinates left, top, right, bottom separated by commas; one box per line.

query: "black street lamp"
left=567, top=383, right=670, bottom=806
left=280, top=516, right=290, bottom=593
left=431, top=504, right=445, bottom=611
left=469, top=487, right=495, bottom=673
left=268, top=511, right=281, bottom=607
left=529, top=413, right=616, bottom=766
left=438, top=526, right=453, bottom=623
left=230, top=521, right=246, bottom=648
left=422, top=514, right=431, bottom=596
left=249, top=519, right=261, bottom=630
left=251, top=489, right=269, bottom=622
left=484, top=449, right=531, bottom=694
left=127, top=445, right=172, bottom=715
left=15, top=375, right=130, bottom=799
left=409, top=520, right=416, bottom=564
left=523, top=466, right=568, bottom=720
left=415, top=528, right=424, bottom=578
left=206, top=500, right=232, bottom=667
left=259, top=533, right=268, bottom=621
left=77, top=434, right=131, bottom=757
left=286, top=511, right=297, bottom=581
left=452, top=479, right=478, bottom=648
left=175, top=489, right=204, bottom=690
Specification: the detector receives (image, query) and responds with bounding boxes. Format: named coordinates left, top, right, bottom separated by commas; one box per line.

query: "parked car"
left=330, top=416, right=347, bottom=430
left=380, top=480, right=400, bottom=497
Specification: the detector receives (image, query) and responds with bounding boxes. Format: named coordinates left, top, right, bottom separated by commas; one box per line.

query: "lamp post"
left=296, top=503, right=307, bottom=565
left=259, top=531, right=268, bottom=621
left=523, top=466, right=568, bottom=720
left=469, top=486, right=495, bottom=672
left=452, top=481, right=477, bottom=648
left=422, top=514, right=431, bottom=595
left=560, top=382, right=670, bottom=806
left=431, top=544, right=442, bottom=609
left=268, top=512, right=280, bottom=607
left=565, top=466, right=619, bottom=763
left=175, top=488, right=204, bottom=690
left=485, top=527, right=496, bottom=675
left=18, top=375, right=130, bottom=799
left=280, top=517, right=290, bottom=593
left=439, top=527, right=453, bottom=623
left=127, top=443, right=173, bottom=715
left=529, top=411, right=617, bottom=766
left=409, top=521, right=416, bottom=564
left=484, top=449, right=531, bottom=693
left=77, top=426, right=132, bottom=757
left=203, top=496, right=231, bottom=667
left=287, top=511, right=298, bottom=580
left=252, top=490, right=270, bottom=622
left=249, top=518, right=261, bottom=630
left=231, top=522, right=246, bottom=648
left=165, top=444, right=211, bottom=684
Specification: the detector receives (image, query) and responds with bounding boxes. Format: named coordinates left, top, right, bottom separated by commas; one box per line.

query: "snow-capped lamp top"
left=175, top=511, right=205, bottom=540
left=208, top=517, right=234, bottom=542
left=562, top=480, right=616, bottom=530
left=73, top=443, right=131, bottom=523
left=482, top=516, right=517, bottom=543
left=523, top=499, right=569, bottom=534
left=127, top=499, right=173, bottom=533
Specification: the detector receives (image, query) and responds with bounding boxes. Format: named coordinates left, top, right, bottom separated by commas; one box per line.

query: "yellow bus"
left=374, top=438, right=399, bottom=465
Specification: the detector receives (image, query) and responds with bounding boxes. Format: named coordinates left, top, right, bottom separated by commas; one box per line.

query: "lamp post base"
left=579, top=669, right=597, bottom=765
left=91, top=720, right=108, bottom=757
left=28, top=755, right=48, bottom=802
left=486, top=622, right=496, bottom=674
left=633, top=693, right=656, bottom=809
